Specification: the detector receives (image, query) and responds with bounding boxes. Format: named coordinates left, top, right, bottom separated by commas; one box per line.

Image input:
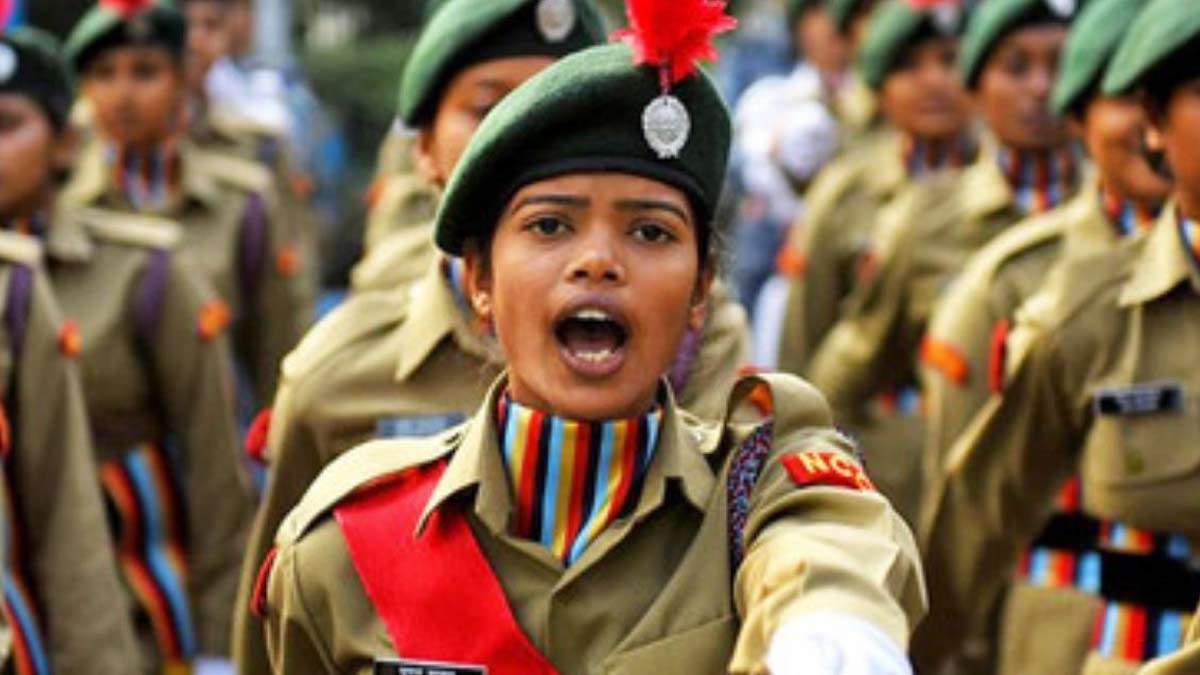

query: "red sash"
left=335, top=461, right=560, bottom=675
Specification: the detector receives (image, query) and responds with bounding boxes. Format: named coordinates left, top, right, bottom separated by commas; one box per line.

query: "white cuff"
left=765, top=613, right=912, bottom=675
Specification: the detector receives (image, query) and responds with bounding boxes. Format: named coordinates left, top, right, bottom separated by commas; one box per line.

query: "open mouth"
left=554, top=307, right=630, bottom=378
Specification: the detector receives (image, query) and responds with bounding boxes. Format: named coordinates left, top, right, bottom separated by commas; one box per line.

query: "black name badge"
left=376, top=414, right=466, bottom=439
left=374, top=658, right=487, bottom=675
left=1093, top=381, right=1184, bottom=417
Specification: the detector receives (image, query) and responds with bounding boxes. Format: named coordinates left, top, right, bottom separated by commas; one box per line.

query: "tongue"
left=561, top=320, right=622, bottom=355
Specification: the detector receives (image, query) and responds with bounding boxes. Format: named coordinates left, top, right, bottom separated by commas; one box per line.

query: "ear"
left=414, top=129, right=442, bottom=186
left=1141, top=94, right=1167, bottom=152
left=462, top=244, right=493, bottom=320
left=687, top=263, right=715, bottom=333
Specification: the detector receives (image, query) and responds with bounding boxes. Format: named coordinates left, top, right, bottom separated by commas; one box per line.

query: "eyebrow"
left=507, top=194, right=589, bottom=215
left=615, top=198, right=691, bottom=223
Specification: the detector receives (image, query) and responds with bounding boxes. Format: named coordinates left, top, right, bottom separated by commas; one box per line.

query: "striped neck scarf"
left=496, top=395, right=663, bottom=566
left=107, top=141, right=182, bottom=212
left=902, top=134, right=975, bottom=177
left=996, top=145, right=1079, bottom=215
left=1178, top=214, right=1200, bottom=273
left=1100, top=186, right=1160, bottom=238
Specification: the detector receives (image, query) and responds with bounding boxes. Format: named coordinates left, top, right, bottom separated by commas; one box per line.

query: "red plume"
left=612, top=0, right=737, bottom=89
left=99, top=0, right=155, bottom=18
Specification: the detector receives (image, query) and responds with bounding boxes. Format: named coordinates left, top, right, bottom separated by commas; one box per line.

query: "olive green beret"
left=960, top=0, right=1076, bottom=89
left=1102, top=0, right=1200, bottom=96
left=435, top=43, right=731, bottom=256
left=0, top=28, right=73, bottom=129
left=398, top=0, right=607, bottom=127
left=1051, top=0, right=1145, bottom=114
left=826, top=0, right=872, bottom=33
left=858, top=0, right=964, bottom=91
left=64, top=0, right=186, bottom=75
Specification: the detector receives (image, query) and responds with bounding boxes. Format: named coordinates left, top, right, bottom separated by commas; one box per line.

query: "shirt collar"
left=1119, top=204, right=1199, bottom=307
left=44, top=205, right=96, bottom=264
left=62, top=137, right=223, bottom=214
left=415, top=375, right=718, bottom=536
left=393, top=257, right=500, bottom=383
left=959, top=136, right=1020, bottom=221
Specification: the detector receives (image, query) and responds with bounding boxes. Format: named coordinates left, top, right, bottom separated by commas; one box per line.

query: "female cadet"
left=804, top=0, right=1081, bottom=475
left=62, top=0, right=312, bottom=411
left=1, top=19, right=252, bottom=675
left=0, top=29, right=140, bottom=674
left=920, top=1, right=1200, bottom=673
left=257, top=2, right=925, bottom=673
left=234, top=2, right=749, bottom=671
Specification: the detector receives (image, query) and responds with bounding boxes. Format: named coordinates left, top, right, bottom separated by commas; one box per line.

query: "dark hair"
left=1143, top=40, right=1200, bottom=120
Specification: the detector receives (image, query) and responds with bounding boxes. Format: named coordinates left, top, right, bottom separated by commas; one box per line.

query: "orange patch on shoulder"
left=782, top=451, right=876, bottom=491
left=776, top=245, right=808, bottom=278
left=197, top=299, right=232, bottom=341
left=0, top=403, right=10, bottom=460
left=245, top=408, right=272, bottom=464
left=58, top=320, right=82, bottom=358
left=920, top=336, right=969, bottom=385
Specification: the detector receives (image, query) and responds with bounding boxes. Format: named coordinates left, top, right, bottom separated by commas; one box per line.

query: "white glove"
left=765, top=613, right=913, bottom=675
left=193, top=656, right=235, bottom=675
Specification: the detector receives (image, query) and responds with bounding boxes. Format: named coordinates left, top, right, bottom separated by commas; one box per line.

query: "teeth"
left=572, top=308, right=612, bottom=322
left=577, top=349, right=615, bottom=363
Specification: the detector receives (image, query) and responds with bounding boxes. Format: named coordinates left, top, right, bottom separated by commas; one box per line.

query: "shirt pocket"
left=1083, top=382, right=1200, bottom=487
left=604, top=614, right=737, bottom=675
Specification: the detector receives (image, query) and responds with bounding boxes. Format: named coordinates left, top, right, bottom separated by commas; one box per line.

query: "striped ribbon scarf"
left=496, top=395, right=662, bottom=566
left=107, top=141, right=183, bottom=213
left=1, top=472, right=50, bottom=675
left=0, top=213, right=46, bottom=238
left=1179, top=215, right=1200, bottom=272
left=1100, top=187, right=1159, bottom=238
left=996, top=146, right=1079, bottom=215
left=902, top=135, right=975, bottom=176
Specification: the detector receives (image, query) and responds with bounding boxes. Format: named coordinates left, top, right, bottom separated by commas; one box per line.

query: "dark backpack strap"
left=237, top=192, right=268, bottom=304
left=135, top=248, right=172, bottom=349
left=3, top=264, right=34, bottom=409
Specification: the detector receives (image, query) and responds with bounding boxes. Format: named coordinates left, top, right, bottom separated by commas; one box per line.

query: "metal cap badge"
left=931, top=4, right=962, bottom=36
left=613, top=0, right=736, bottom=161
left=1045, top=0, right=1076, bottom=19
left=0, top=44, right=15, bottom=85
left=536, top=0, right=577, bottom=43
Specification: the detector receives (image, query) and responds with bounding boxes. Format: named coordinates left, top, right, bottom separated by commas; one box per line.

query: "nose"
left=1028, top=64, right=1055, bottom=101
left=566, top=228, right=626, bottom=285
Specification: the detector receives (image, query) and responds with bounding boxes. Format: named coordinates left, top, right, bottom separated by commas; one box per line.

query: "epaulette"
left=75, top=208, right=183, bottom=250
left=959, top=211, right=1068, bottom=287
left=0, top=231, right=43, bottom=267
left=206, top=105, right=280, bottom=143
left=191, top=150, right=272, bottom=194
left=279, top=287, right=411, bottom=381
left=275, top=430, right=460, bottom=546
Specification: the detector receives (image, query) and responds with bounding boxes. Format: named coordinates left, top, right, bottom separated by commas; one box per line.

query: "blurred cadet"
left=0, top=28, right=142, bottom=674
left=727, top=0, right=842, bottom=323
left=237, top=3, right=737, bottom=673
left=826, top=0, right=885, bottom=143
left=919, top=0, right=1200, bottom=673
left=63, top=0, right=313, bottom=412
left=806, top=0, right=1079, bottom=480
left=915, top=1, right=1172, bottom=672
left=204, top=0, right=288, bottom=135
left=255, top=0, right=926, bottom=670
left=775, top=0, right=974, bottom=521
left=8, top=19, right=253, bottom=675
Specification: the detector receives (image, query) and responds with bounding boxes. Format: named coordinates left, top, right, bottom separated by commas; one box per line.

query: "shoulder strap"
left=335, top=462, right=559, bottom=674
left=4, top=264, right=34, bottom=375
left=135, top=248, right=173, bottom=349
left=238, top=192, right=269, bottom=302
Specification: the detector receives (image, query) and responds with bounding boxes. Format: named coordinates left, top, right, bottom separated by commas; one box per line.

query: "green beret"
left=398, top=0, right=607, bottom=127
left=0, top=28, right=73, bottom=130
left=1102, top=0, right=1200, bottom=96
left=960, top=0, right=1076, bottom=89
left=435, top=43, right=731, bottom=256
left=1051, top=0, right=1146, bottom=114
left=826, top=0, right=873, bottom=34
left=64, top=0, right=186, bottom=75
left=858, top=0, right=965, bottom=91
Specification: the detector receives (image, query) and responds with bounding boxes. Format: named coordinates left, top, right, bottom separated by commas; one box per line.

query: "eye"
left=524, top=215, right=571, bottom=238
left=631, top=222, right=677, bottom=244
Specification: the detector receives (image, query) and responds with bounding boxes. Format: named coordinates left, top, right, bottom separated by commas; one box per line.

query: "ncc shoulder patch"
left=920, top=336, right=968, bottom=385
left=782, top=451, right=876, bottom=491
left=374, top=658, right=485, bottom=675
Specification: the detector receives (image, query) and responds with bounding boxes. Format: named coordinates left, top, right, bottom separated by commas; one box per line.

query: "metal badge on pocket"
left=376, top=414, right=466, bottom=439
left=1092, top=381, right=1184, bottom=417
left=374, top=657, right=487, bottom=675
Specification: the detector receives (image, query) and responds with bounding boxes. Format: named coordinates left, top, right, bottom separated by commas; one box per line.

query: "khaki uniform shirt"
left=920, top=175, right=1123, bottom=479
left=46, top=208, right=253, bottom=659
left=350, top=220, right=436, bottom=293
left=261, top=373, right=926, bottom=674
left=777, top=131, right=916, bottom=375
left=918, top=207, right=1200, bottom=675
left=61, top=138, right=314, bottom=407
left=0, top=231, right=140, bottom=673
left=362, top=172, right=440, bottom=254
left=233, top=259, right=750, bottom=673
